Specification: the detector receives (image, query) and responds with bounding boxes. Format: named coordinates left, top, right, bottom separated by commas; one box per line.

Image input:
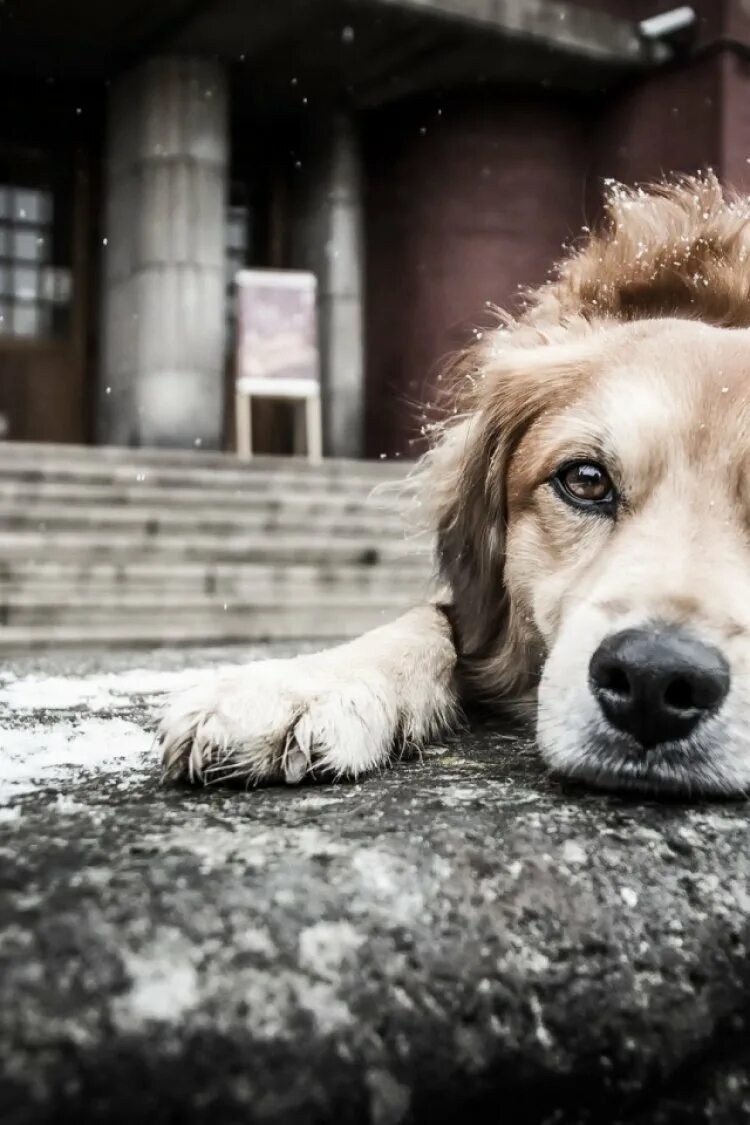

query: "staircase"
left=0, top=443, right=435, bottom=650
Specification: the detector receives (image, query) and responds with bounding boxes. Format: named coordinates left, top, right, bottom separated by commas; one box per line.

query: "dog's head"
left=432, top=174, right=750, bottom=796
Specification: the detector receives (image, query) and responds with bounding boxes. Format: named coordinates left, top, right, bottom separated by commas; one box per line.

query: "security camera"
left=639, top=6, right=697, bottom=42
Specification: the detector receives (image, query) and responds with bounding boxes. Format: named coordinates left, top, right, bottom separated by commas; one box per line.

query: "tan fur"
left=161, top=172, right=750, bottom=798
left=427, top=172, right=750, bottom=722
left=533, top=171, right=750, bottom=330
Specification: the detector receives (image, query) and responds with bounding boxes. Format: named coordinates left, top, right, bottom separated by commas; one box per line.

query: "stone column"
left=99, top=58, right=228, bottom=448
left=294, top=112, right=365, bottom=459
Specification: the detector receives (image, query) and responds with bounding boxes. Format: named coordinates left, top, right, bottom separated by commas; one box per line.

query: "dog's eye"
left=552, top=461, right=616, bottom=512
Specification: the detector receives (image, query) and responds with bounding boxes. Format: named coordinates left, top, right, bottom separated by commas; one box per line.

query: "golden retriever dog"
left=160, top=172, right=750, bottom=797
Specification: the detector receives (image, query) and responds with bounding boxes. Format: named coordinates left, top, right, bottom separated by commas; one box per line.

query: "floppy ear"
left=433, top=409, right=508, bottom=664
left=426, top=337, right=592, bottom=700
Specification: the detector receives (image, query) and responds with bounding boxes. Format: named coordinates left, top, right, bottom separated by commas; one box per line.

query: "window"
left=0, top=182, right=72, bottom=340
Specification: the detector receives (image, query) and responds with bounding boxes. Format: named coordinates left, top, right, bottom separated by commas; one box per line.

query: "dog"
left=160, top=172, right=750, bottom=798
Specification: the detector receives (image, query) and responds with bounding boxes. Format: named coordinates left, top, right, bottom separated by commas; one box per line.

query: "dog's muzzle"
left=588, top=626, right=730, bottom=750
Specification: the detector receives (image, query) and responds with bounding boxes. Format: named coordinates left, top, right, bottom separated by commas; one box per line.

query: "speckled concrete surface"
left=2, top=646, right=750, bottom=1124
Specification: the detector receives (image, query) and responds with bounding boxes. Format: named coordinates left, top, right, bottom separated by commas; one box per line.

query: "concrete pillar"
left=294, top=113, right=365, bottom=459
left=99, top=58, right=228, bottom=448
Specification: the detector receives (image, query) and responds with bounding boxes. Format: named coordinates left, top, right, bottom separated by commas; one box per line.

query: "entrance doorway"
left=0, top=143, right=91, bottom=443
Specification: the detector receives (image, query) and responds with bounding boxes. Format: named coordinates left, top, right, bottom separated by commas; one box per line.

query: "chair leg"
left=305, top=394, right=323, bottom=462
left=236, top=393, right=252, bottom=460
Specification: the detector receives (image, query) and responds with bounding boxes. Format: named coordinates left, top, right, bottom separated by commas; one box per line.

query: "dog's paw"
left=158, top=657, right=403, bottom=787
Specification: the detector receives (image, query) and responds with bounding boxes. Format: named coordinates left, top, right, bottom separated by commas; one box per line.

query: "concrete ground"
left=2, top=644, right=750, bottom=1124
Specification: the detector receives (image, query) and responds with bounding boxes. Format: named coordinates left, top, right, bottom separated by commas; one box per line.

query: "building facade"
left=1, top=0, right=750, bottom=459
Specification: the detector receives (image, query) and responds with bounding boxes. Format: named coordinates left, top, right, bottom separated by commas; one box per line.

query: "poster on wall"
left=235, top=269, right=319, bottom=397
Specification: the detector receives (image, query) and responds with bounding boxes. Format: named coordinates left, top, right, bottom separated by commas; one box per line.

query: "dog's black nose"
left=589, top=627, right=729, bottom=749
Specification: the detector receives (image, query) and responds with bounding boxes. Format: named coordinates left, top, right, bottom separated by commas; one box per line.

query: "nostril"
left=592, top=660, right=631, bottom=699
left=589, top=627, right=730, bottom=749
left=663, top=676, right=695, bottom=712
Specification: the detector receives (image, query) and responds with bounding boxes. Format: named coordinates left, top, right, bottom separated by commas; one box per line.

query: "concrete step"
left=2, top=502, right=408, bottom=539
left=0, top=606, right=406, bottom=649
left=0, top=444, right=411, bottom=495
left=0, top=443, right=429, bottom=648
left=0, top=560, right=433, bottom=597
left=0, top=440, right=410, bottom=477
left=0, top=462, right=407, bottom=499
left=0, top=529, right=430, bottom=566
left=0, top=479, right=410, bottom=518
left=3, top=592, right=418, bottom=628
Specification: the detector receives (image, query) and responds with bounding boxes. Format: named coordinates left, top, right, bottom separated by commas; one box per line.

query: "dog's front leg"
left=159, top=606, right=458, bottom=787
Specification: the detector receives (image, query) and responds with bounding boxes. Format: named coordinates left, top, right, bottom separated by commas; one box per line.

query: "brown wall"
left=720, top=51, right=750, bottom=194
left=592, top=56, right=722, bottom=190
left=591, top=2, right=750, bottom=195
left=364, top=94, right=593, bottom=458
left=364, top=0, right=750, bottom=459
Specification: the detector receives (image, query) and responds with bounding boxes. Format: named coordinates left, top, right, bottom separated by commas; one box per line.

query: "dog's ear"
left=432, top=409, right=508, bottom=664
left=425, top=338, right=591, bottom=698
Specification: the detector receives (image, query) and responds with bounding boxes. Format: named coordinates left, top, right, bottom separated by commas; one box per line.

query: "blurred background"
left=0, top=0, right=742, bottom=648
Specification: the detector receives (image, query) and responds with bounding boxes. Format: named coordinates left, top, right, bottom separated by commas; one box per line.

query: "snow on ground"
left=0, top=718, right=153, bottom=804
left=0, top=660, right=242, bottom=806
left=0, top=664, right=237, bottom=713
